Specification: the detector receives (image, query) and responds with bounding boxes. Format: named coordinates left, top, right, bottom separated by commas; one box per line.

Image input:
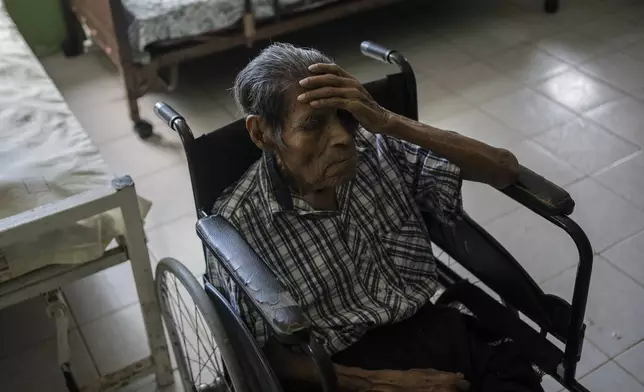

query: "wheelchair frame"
left=154, top=40, right=592, bottom=392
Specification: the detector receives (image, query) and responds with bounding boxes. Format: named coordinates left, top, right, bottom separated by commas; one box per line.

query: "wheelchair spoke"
left=190, top=302, right=226, bottom=386
left=166, top=273, right=211, bottom=386
left=168, top=287, right=210, bottom=359
left=160, top=269, right=232, bottom=391
left=170, top=275, right=197, bottom=385
left=197, top=315, right=226, bottom=376
left=173, top=284, right=216, bottom=360
left=195, top=347, right=219, bottom=379
left=188, top=357, right=218, bottom=376
left=196, top=304, right=201, bottom=386
left=194, top=304, right=223, bottom=373
left=195, top=307, right=225, bottom=376
left=161, top=278, right=193, bottom=384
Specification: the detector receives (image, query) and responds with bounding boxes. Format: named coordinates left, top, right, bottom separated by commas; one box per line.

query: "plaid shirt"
left=210, top=128, right=463, bottom=354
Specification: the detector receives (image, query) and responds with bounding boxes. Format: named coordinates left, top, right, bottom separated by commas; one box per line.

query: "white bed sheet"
left=0, top=5, right=149, bottom=283
left=124, top=0, right=339, bottom=61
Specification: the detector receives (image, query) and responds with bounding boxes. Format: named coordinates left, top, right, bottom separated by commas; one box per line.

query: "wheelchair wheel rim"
left=156, top=259, right=237, bottom=392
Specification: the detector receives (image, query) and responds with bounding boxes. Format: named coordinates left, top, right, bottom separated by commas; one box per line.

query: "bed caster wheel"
left=61, top=37, right=84, bottom=58
left=544, top=0, right=559, bottom=14
left=134, top=120, right=154, bottom=139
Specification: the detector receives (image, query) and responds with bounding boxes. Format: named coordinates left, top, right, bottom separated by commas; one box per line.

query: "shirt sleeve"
left=379, top=134, right=463, bottom=226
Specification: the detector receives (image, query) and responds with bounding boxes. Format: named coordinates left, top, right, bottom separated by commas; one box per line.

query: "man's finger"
left=300, top=74, right=360, bottom=89
left=307, top=97, right=353, bottom=110
left=308, top=63, right=354, bottom=78
left=297, top=87, right=361, bottom=103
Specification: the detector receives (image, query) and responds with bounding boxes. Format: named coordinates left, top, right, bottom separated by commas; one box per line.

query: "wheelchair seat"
left=153, top=41, right=593, bottom=392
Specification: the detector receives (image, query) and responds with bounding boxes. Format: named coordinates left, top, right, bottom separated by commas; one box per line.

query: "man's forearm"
left=382, top=111, right=520, bottom=189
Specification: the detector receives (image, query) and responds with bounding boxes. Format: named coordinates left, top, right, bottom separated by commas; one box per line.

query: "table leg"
left=45, top=290, right=80, bottom=392
left=117, top=180, right=173, bottom=388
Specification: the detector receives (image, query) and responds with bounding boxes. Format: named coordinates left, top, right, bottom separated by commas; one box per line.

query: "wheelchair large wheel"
left=156, top=257, right=246, bottom=392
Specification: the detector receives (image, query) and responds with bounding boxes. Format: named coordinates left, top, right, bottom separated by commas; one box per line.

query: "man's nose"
left=329, top=123, right=353, bottom=147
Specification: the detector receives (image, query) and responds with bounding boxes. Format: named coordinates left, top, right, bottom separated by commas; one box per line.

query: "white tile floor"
left=2, top=0, right=644, bottom=390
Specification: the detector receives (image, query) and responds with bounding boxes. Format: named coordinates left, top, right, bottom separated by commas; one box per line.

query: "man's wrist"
left=376, top=108, right=399, bottom=136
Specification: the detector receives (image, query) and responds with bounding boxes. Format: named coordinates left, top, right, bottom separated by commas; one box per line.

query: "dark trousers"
left=331, top=304, right=544, bottom=392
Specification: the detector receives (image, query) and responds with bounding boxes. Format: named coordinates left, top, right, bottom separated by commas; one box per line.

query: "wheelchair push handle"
left=360, top=41, right=394, bottom=64
left=154, top=102, right=196, bottom=142
left=154, top=102, right=184, bottom=130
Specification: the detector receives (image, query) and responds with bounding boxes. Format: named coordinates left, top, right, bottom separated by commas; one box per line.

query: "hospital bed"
left=0, top=5, right=172, bottom=391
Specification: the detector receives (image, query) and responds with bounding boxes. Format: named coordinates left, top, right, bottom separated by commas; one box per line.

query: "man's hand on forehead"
left=297, top=63, right=392, bottom=134
left=305, top=62, right=353, bottom=77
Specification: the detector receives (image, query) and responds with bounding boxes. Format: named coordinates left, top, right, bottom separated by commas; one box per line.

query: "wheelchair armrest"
left=501, top=165, right=575, bottom=216
left=196, top=215, right=311, bottom=344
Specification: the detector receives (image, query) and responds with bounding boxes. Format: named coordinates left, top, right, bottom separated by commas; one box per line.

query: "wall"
left=4, top=0, right=66, bottom=57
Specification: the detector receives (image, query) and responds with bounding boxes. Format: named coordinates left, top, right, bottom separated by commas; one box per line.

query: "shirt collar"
left=258, top=145, right=367, bottom=219
left=258, top=152, right=292, bottom=216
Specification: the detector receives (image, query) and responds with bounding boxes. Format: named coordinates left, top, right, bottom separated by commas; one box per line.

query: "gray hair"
left=233, top=42, right=333, bottom=148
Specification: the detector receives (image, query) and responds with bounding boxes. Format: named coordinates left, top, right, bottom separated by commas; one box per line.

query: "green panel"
left=4, top=0, right=67, bottom=57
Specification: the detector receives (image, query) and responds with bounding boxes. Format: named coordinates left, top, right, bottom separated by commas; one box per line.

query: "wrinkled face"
left=275, top=85, right=358, bottom=192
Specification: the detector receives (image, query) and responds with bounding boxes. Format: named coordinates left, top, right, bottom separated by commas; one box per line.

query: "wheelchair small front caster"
left=134, top=120, right=154, bottom=139
left=544, top=0, right=559, bottom=13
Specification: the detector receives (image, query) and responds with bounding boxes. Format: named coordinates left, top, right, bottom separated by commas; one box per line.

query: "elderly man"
left=211, top=43, right=543, bottom=392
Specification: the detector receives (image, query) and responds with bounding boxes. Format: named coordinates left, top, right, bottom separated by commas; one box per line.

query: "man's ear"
left=246, top=115, right=269, bottom=150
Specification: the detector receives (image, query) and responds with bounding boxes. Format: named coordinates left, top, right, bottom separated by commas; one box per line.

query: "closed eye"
left=299, top=115, right=326, bottom=131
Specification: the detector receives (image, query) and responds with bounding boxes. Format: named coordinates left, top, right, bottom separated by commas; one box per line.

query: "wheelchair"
left=152, top=41, right=592, bottom=392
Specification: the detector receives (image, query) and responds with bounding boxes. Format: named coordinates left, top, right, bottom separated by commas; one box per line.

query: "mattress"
left=0, top=5, right=150, bottom=283
left=123, top=0, right=339, bottom=61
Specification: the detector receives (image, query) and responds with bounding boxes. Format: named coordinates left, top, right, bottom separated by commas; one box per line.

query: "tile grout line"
left=580, top=109, right=644, bottom=153
left=591, top=149, right=643, bottom=178
left=524, top=116, right=642, bottom=190
left=589, top=176, right=644, bottom=227
left=601, top=245, right=644, bottom=296
left=145, top=211, right=198, bottom=237
left=574, top=61, right=644, bottom=104
left=476, top=203, right=524, bottom=228
left=611, top=338, right=644, bottom=388
left=599, top=226, right=644, bottom=257
left=70, top=294, right=143, bottom=332
left=63, top=290, right=103, bottom=381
